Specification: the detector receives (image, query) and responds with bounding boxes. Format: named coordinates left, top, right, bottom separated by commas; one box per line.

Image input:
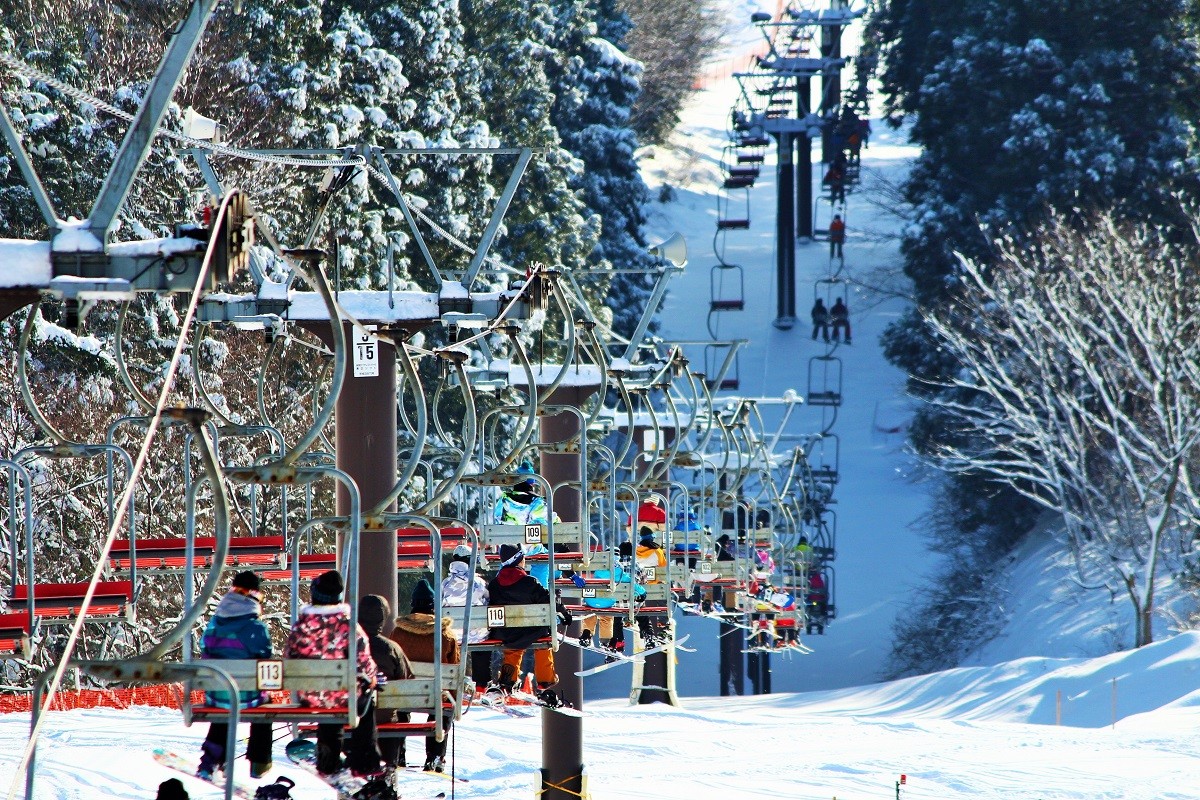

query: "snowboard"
left=151, top=748, right=256, bottom=800
left=283, top=738, right=368, bottom=799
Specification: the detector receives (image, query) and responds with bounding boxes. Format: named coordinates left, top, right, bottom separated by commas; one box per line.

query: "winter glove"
left=556, top=600, right=573, bottom=627
left=570, top=573, right=587, bottom=588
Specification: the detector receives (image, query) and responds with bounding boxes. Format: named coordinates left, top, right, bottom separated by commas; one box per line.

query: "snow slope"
left=7, top=633, right=1200, bottom=799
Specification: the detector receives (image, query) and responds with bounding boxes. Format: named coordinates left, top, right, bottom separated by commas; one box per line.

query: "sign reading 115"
left=353, top=324, right=379, bottom=378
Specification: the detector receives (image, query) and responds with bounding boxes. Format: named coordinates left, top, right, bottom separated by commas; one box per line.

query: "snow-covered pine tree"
left=547, top=0, right=656, bottom=339
left=461, top=0, right=598, bottom=278
left=868, top=0, right=1200, bottom=662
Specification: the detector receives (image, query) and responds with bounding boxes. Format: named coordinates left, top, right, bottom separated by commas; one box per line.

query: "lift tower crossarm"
left=89, top=0, right=222, bottom=241
left=621, top=267, right=683, bottom=363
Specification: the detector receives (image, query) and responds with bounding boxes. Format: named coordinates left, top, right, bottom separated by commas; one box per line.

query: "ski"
left=576, top=634, right=692, bottom=676
left=404, top=765, right=468, bottom=783
left=150, top=748, right=257, bottom=800
left=558, top=633, right=640, bottom=663
left=477, top=692, right=539, bottom=718
left=676, top=603, right=756, bottom=630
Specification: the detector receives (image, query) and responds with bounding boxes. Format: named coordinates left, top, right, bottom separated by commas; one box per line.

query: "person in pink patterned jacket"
left=285, top=570, right=383, bottom=778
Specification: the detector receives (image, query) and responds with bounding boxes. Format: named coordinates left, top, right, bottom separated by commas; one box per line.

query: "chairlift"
left=704, top=342, right=741, bottom=391
left=709, top=263, right=745, bottom=312
left=716, top=184, right=751, bottom=231
left=806, top=355, right=843, bottom=406
left=807, top=433, right=840, bottom=485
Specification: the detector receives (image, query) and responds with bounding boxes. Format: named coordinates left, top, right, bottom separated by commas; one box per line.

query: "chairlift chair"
left=806, top=355, right=843, bottom=406
left=709, top=263, right=745, bottom=313
left=807, top=434, right=840, bottom=485
left=704, top=343, right=741, bottom=392
left=716, top=185, right=751, bottom=231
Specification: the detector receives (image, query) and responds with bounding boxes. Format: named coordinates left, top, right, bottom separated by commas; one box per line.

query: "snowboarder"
left=358, top=594, right=415, bottom=770
left=440, top=544, right=492, bottom=690
left=196, top=570, right=274, bottom=781
left=387, top=579, right=461, bottom=773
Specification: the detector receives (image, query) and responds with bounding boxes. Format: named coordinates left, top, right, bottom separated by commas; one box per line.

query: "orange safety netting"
left=0, top=687, right=292, bottom=713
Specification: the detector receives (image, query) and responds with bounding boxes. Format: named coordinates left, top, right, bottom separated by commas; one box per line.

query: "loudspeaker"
left=182, top=107, right=223, bottom=143
left=648, top=232, right=688, bottom=267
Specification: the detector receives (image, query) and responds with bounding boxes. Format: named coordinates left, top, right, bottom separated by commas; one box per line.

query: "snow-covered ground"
left=7, top=632, right=1200, bottom=799
left=5, top=3, right=1198, bottom=799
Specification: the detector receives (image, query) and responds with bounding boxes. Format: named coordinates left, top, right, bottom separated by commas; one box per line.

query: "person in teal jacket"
left=198, top=571, right=274, bottom=780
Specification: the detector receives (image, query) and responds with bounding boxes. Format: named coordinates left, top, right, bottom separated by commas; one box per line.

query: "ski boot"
left=197, top=740, right=223, bottom=781
left=423, top=756, right=444, bottom=773
left=252, top=776, right=296, bottom=799
left=577, top=629, right=593, bottom=648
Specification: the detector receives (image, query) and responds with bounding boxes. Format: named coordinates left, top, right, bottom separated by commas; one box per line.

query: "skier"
left=806, top=570, right=829, bottom=634
left=156, top=779, right=189, bottom=800
left=196, top=570, right=274, bottom=781
left=358, top=594, right=415, bottom=771
left=830, top=297, right=852, bottom=344
left=635, top=527, right=670, bottom=645
left=388, top=580, right=461, bottom=773
left=285, top=570, right=382, bottom=779
left=630, top=495, right=667, bottom=532
left=492, top=460, right=549, bottom=525
left=440, top=544, right=492, bottom=691
left=828, top=214, right=846, bottom=260
left=487, top=544, right=561, bottom=702
left=823, top=162, right=846, bottom=203
left=635, top=527, right=667, bottom=580
left=714, top=533, right=737, bottom=562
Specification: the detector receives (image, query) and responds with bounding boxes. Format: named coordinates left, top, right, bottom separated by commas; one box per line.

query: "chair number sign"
left=487, top=606, right=506, bottom=627
left=700, top=562, right=713, bottom=574
left=643, top=567, right=656, bottom=582
left=256, top=659, right=283, bottom=691
left=582, top=588, right=596, bottom=598
left=352, top=324, right=379, bottom=378
left=524, top=524, right=542, bottom=544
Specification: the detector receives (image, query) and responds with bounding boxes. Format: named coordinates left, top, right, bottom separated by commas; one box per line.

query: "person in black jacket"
left=487, top=544, right=559, bottom=692
left=359, top=595, right=415, bottom=770
left=715, top=533, right=737, bottom=562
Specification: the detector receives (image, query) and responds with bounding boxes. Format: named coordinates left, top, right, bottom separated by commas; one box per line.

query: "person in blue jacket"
left=198, top=571, right=274, bottom=780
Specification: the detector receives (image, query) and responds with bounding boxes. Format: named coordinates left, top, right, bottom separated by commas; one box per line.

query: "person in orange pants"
left=487, top=544, right=559, bottom=694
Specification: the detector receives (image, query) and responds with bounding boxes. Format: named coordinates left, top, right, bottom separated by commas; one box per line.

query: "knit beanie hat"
left=310, top=570, right=344, bottom=605
left=157, top=778, right=189, bottom=800
left=498, top=543, right=525, bottom=567
left=639, top=526, right=655, bottom=543
left=359, top=594, right=389, bottom=631
left=410, top=579, right=435, bottom=614
left=231, top=570, right=261, bottom=592
left=450, top=544, right=472, bottom=563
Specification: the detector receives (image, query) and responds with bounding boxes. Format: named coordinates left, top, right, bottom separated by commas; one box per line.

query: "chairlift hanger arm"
left=368, top=340, right=428, bottom=516
left=412, top=356, right=477, bottom=516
